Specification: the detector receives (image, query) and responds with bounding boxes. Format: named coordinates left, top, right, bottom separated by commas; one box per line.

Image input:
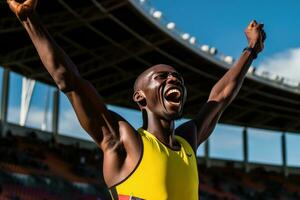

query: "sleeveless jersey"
left=109, top=128, right=198, bottom=200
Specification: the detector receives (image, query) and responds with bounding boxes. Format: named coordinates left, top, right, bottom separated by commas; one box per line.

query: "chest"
left=141, top=136, right=198, bottom=185
left=115, top=135, right=199, bottom=200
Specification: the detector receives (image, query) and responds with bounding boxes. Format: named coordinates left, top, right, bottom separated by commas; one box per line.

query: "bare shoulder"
left=104, top=111, right=141, bottom=154
left=175, top=120, right=197, bottom=152
left=101, top=111, right=142, bottom=187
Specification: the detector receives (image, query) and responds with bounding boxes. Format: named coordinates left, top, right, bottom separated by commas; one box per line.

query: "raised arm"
left=7, top=0, right=135, bottom=149
left=177, top=20, right=265, bottom=150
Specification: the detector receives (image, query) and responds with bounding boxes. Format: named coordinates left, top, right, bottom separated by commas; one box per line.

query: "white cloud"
left=59, top=108, right=92, bottom=141
left=257, top=48, right=300, bottom=81
left=7, top=106, right=20, bottom=123
left=8, top=105, right=52, bottom=131
left=7, top=105, right=91, bottom=140
left=27, top=106, right=50, bottom=129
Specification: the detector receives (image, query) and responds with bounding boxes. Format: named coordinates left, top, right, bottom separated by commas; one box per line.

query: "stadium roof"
left=1, top=0, right=300, bottom=133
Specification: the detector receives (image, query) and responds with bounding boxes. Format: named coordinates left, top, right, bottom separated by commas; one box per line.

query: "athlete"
left=7, top=0, right=265, bottom=199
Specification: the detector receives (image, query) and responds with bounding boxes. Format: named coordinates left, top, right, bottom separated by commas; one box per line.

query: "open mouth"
left=164, top=88, right=182, bottom=104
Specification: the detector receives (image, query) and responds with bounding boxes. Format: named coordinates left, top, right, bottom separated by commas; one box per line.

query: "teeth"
left=166, top=89, right=180, bottom=95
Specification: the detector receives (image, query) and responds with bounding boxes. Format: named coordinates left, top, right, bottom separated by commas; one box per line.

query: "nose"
left=166, top=73, right=180, bottom=84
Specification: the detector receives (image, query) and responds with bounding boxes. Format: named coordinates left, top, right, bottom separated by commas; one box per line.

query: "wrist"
left=243, top=47, right=257, bottom=59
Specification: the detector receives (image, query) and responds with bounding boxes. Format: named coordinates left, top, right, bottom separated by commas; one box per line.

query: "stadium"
left=1, top=0, right=300, bottom=199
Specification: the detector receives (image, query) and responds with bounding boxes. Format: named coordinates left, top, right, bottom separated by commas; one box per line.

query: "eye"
left=155, top=72, right=168, bottom=79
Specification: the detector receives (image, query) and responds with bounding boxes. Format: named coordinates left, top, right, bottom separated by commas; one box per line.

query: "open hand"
left=244, top=20, right=266, bottom=54
left=7, top=0, right=37, bottom=21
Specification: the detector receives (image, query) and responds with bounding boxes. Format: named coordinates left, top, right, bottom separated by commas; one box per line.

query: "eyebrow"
left=154, top=71, right=179, bottom=75
left=153, top=71, right=184, bottom=80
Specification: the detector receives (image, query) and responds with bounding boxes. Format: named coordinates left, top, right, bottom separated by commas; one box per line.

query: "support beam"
left=204, top=139, right=210, bottom=168
left=250, top=115, right=275, bottom=126
left=243, top=127, right=249, bottom=173
left=282, top=132, right=288, bottom=177
left=91, top=0, right=219, bottom=80
left=225, top=103, right=296, bottom=125
left=41, top=87, right=51, bottom=131
left=0, top=68, right=10, bottom=136
left=52, top=89, right=60, bottom=139
left=0, top=6, right=105, bottom=34
left=226, top=104, right=260, bottom=121
left=19, top=77, right=35, bottom=126
left=286, top=120, right=300, bottom=130
left=57, top=0, right=152, bottom=68
left=244, top=97, right=300, bottom=115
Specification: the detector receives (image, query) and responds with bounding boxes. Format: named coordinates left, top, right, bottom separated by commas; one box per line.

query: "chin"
left=164, top=110, right=183, bottom=121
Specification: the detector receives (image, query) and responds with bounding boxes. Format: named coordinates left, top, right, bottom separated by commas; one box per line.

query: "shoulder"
left=102, top=110, right=141, bottom=156
left=102, top=122, right=142, bottom=187
left=175, top=120, right=197, bottom=152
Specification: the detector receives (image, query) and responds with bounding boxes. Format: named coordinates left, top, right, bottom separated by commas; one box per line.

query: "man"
left=7, top=0, right=265, bottom=199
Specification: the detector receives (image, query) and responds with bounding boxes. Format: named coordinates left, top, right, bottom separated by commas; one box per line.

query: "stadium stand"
left=198, top=164, right=300, bottom=200
left=0, top=130, right=110, bottom=200
left=1, top=130, right=300, bottom=200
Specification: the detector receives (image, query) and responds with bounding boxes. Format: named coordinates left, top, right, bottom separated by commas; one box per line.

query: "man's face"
left=137, top=65, right=187, bottom=120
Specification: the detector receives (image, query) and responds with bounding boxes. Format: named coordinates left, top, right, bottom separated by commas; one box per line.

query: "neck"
left=143, top=111, right=175, bottom=146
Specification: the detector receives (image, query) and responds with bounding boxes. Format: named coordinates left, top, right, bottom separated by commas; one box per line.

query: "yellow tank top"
left=110, top=128, right=199, bottom=200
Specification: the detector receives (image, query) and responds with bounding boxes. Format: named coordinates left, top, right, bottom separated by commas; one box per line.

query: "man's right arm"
left=7, top=0, right=136, bottom=149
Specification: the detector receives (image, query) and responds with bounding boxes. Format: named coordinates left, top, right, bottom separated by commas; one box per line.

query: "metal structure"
left=1, top=0, right=300, bottom=135
left=20, top=77, right=35, bottom=126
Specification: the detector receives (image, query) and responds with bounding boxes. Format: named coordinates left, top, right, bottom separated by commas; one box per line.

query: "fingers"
left=24, top=0, right=37, bottom=8
left=256, top=23, right=264, bottom=31
left=7, top=0, right=37, bottom=20
left=248, top=20, right=264, bottom=30
left=244, top=20, right=266, bottom=52
left=248, top=20, right=257, bottom=29
left=255, top=23, right=266, bottom=43
left=7, top=0, right=21, bottom=13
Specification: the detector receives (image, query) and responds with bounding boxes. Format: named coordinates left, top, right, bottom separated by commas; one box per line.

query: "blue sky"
left=150, top=0, right=300, bottom=81
left=3, top=0, right=300, bottom=167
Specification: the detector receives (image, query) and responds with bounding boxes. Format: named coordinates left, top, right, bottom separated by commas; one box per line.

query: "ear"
left=133, top=90, right=146, bottom=108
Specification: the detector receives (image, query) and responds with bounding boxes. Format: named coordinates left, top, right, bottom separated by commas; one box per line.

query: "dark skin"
left=8, top=0, right=265, bottom=188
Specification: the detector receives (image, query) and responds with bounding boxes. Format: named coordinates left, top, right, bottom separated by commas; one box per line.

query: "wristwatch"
left=243, top=47, right=257, bottom=59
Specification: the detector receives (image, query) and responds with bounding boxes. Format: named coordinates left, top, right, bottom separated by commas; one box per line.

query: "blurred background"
left=1, top=0, right=300, bottom=199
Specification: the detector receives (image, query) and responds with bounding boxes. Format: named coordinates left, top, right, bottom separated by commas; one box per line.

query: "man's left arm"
left=177, top=20, right=265, bottom=149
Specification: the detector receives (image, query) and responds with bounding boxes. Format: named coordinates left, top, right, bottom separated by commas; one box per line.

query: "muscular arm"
left=8, top=0, right=134, bottom=149
left=194, top=49, right=256, bottom=145
left=177, top=20, right=265, bottom=150
left=23, top=14, right=119, bottom=144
